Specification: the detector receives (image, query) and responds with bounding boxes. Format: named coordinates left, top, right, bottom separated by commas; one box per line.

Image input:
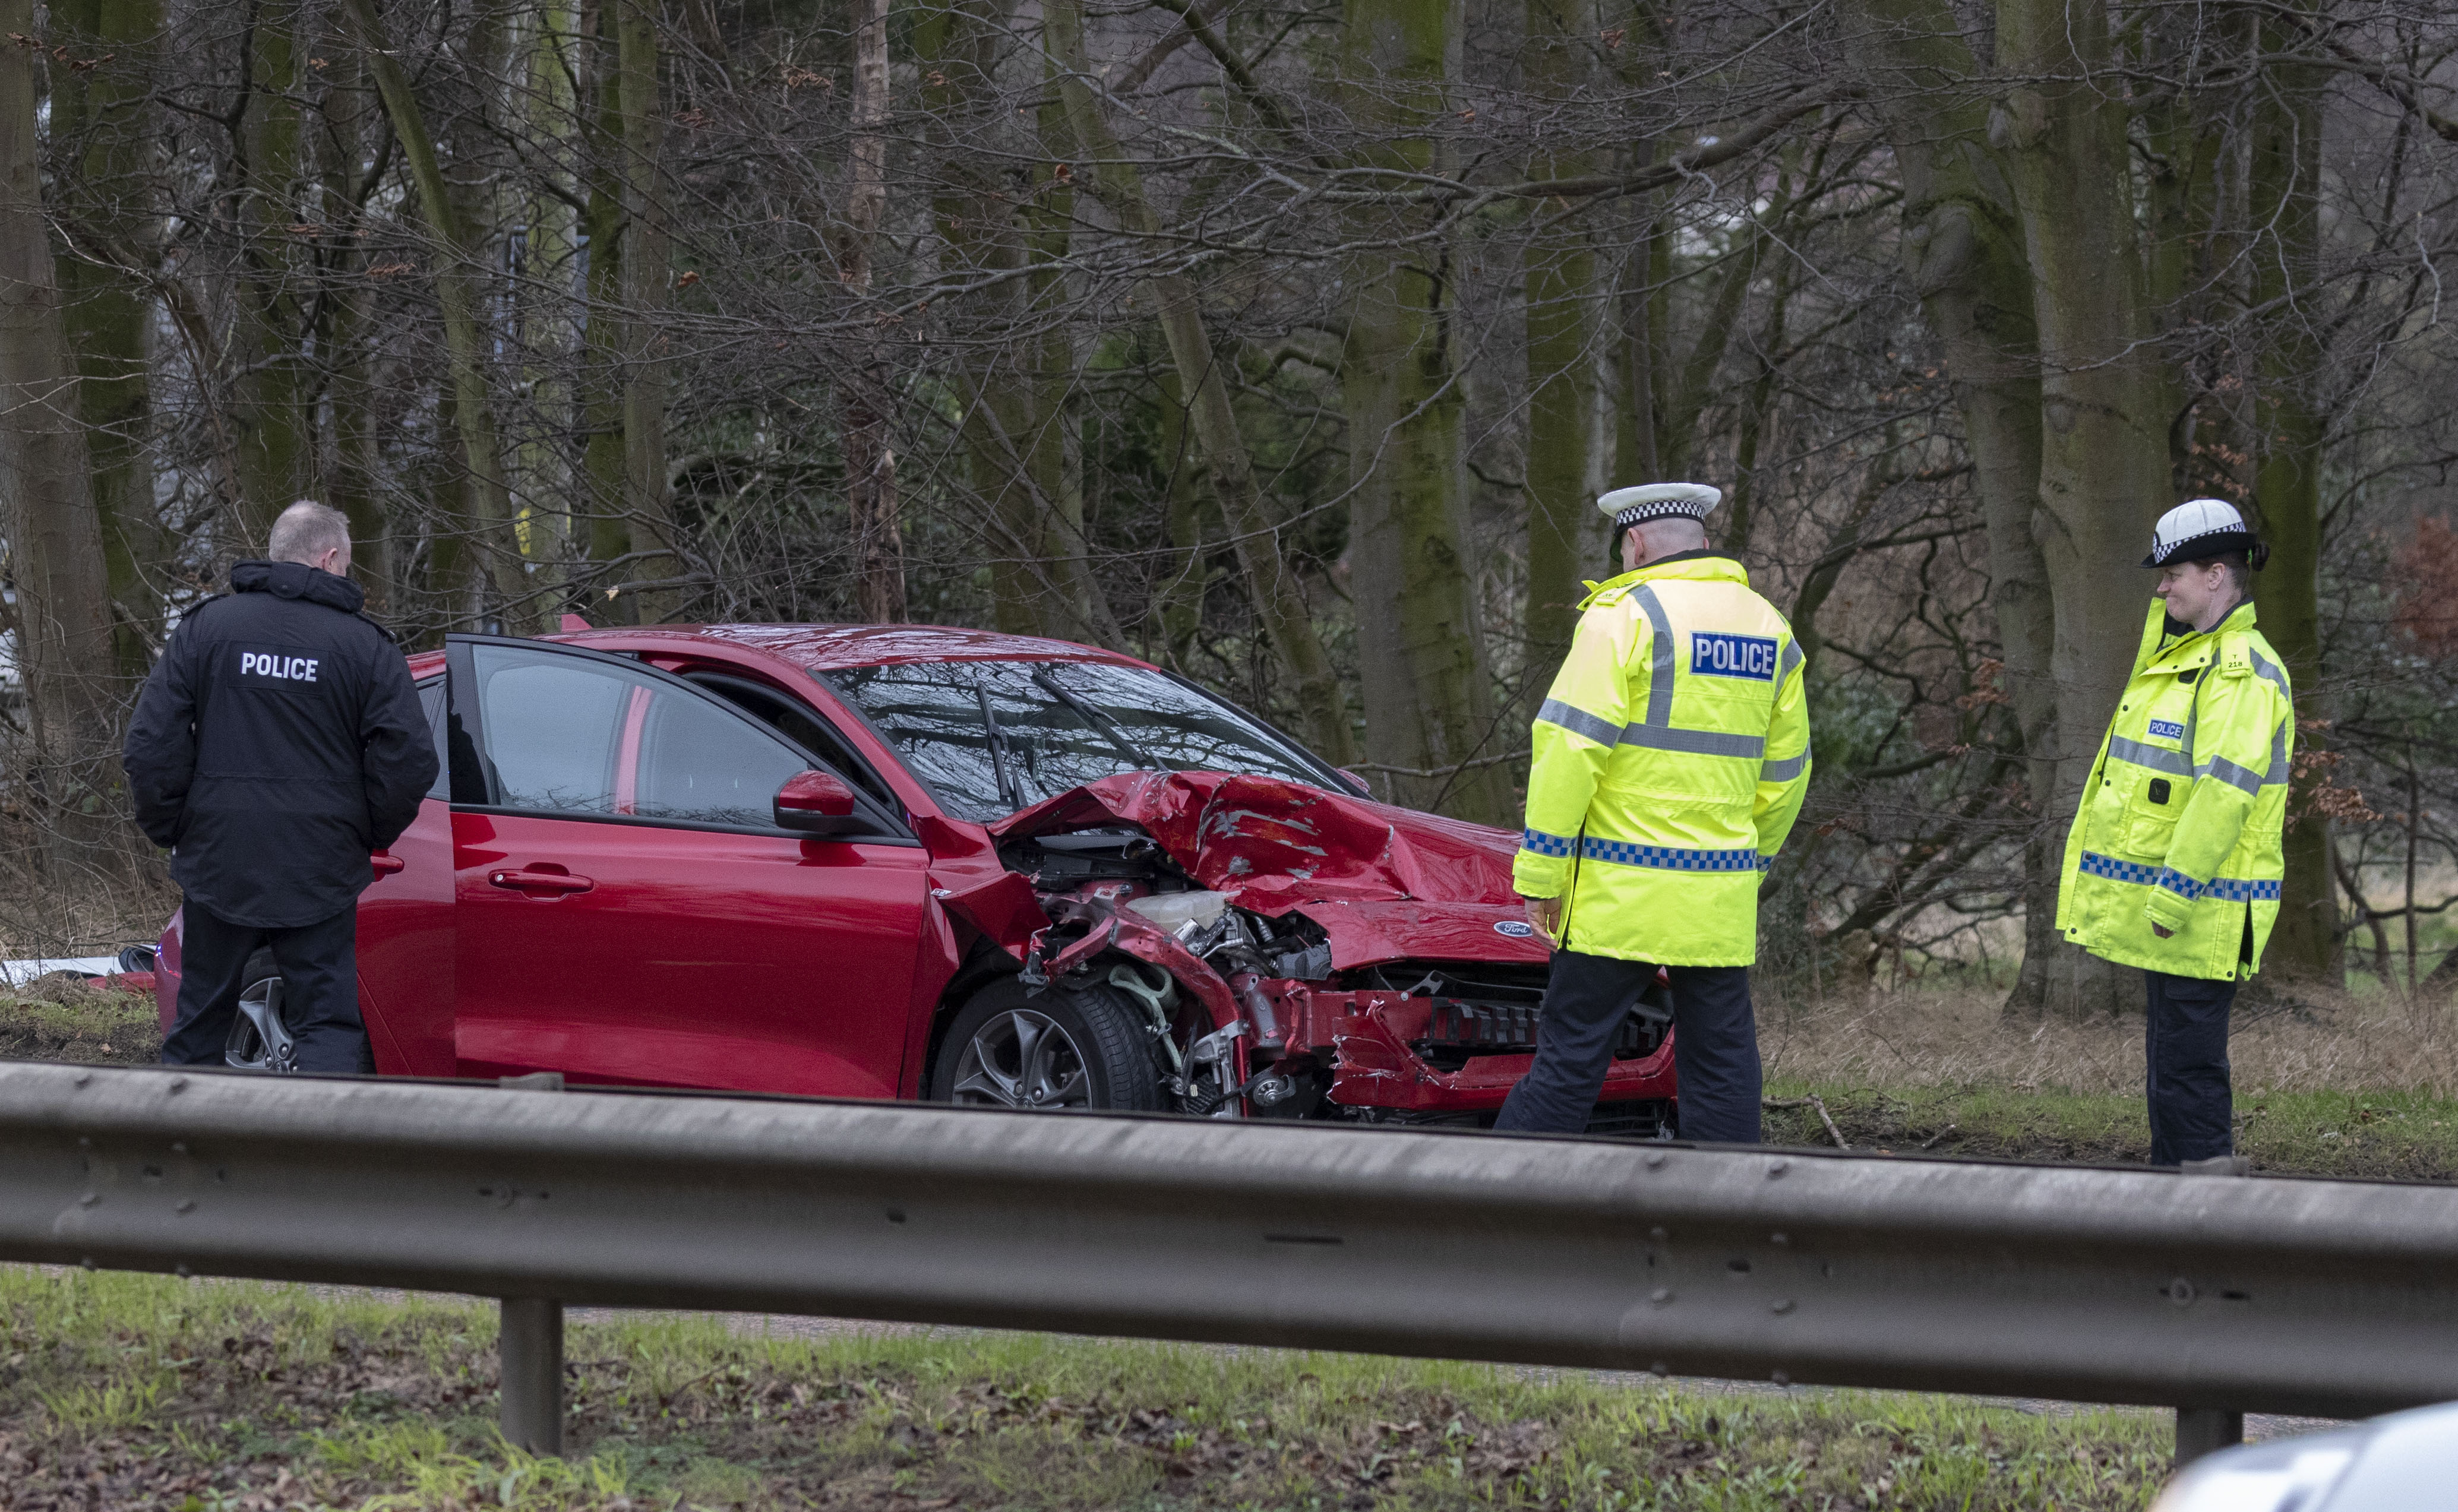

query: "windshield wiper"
left=1031, top=667, right=1167, bottom=771
left=975, top=687, right=1028, bottom=810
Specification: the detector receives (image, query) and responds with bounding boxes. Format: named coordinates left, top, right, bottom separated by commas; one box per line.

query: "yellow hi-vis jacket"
left=1514, top=553, right=1812, bottom=966
left=2057, top=600, right=2295, bottom=981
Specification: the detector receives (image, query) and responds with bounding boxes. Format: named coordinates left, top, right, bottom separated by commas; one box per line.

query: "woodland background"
left=4, top=0, right=2458, bottom=1014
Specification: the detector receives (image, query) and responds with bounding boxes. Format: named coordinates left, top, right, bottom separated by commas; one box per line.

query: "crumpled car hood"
left=990, top=772, right=1548, bottom=969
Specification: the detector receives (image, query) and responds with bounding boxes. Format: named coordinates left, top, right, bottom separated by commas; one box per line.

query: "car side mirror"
left=775, top=770, right=862, bottom=836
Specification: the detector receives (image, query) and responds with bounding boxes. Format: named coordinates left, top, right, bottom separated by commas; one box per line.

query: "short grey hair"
left=268, top=500, right=350, bottom=565
left=1622, top=514, right=1708, bottom=563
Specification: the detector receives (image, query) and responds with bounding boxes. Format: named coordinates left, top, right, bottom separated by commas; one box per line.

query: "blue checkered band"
left=2078, top=851, right=2159, bottom=886
left=1579, top=839, right=1768, bottom=872
left=1520, top=827, right=1575, bottom=858
left=2153, top=866, right=2206, bottom=900
left=2081, top=852, right=2279, bottom=901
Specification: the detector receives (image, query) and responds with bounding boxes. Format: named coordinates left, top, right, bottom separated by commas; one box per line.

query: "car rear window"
left=823, top=660, right=1341, bottom=822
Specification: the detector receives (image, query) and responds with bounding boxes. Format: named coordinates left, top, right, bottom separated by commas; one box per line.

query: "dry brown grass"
left=0, top=811, right=179, bottom=961
left=1758, top=979, right=2458, bottom=1098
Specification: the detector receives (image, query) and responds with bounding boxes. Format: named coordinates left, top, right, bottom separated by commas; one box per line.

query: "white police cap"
left=1597, top=482, right=1723, bottom=531
left=2144, top=498, right=2263, bottom=568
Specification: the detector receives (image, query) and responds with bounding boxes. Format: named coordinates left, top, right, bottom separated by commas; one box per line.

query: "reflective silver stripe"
left=1778, top=638, right=1802, bottom=685
left=1536, top=698, right=1622, bottom=748
left=2109, top=736, right=2192, bottom=777
left=1761, top=749, right=1808, bottom=783
left=1623, top=723, right=1766, bottom=759
left=1630, top=583, right=1677, bottom=728
left=2267, top=719, right=2289, bottom=785
left=2181, top=701, right=2198, bottom=766
left=1617, top=581, right=1780, bottom=764
left=2248, top=647, right=2291, bottom=700
left=2201, top=755, right=2263, bottom=796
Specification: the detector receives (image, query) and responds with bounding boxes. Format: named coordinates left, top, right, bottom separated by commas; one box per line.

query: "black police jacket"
left=123, top=561, right=439, bottom=928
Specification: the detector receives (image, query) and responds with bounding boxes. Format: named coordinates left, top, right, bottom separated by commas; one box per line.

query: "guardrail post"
left=499, top=1296, right=565, bottom=1455
left=2173, top=1154, right=2252, bottom=1467
left=2175, top=1407, right=2245, bottom=1466
left=497, top=1073, right=566, bottom=1456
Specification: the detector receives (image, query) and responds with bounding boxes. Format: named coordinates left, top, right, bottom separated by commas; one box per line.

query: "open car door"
left=443, top=635, right=930, bottom=1096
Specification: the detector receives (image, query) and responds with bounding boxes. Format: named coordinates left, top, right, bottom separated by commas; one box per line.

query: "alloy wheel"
left=949, top=1008, right=1092, bottom=1110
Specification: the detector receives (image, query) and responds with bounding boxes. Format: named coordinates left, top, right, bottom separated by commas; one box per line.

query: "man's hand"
left=1524, top=894, right=1563, bottom=945
left=2151, top=923, right=2174, bottom=939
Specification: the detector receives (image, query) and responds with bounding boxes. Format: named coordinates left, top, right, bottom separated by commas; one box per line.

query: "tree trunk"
left=1519, top=0, right=1606, bottom=665
left=510, top=0, right=583, bottom=603
left=611, top=0, right=680, bottom=623
left=319, top=36, right=391, bottom=618
left=1993, top=0, right=2169, bottom=1017
left=837, top=0, right=906, bottom=624
left=920, top=0, right=1029, bottom=636
left=1152, top=365, right=1209, bottom=670
left=2248, top=25, right=2339, bottom=982
left=1850, top=0, right=2061, bottom=1015
left=336, top=0, right=535, bottom=631
left=1614, top=195, right=1668, bottom=486
left=1023, top=43, right=1119, bottom=649
left=1338, top=0, right=1511, bottom=822
left=1, top=1, right=125, bottom=863
left=1047, top=0, right=1358, bottom=764
left=232, top=0, right=309, bottom=543
left=918, top=1, right=1107, bottom=643
left=578, top=0, right=631, bottom=618
left=50, top=0, right=160, bottom=676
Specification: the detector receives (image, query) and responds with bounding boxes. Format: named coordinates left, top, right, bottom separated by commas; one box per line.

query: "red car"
left=156, top=625, right=1677, bottom=1131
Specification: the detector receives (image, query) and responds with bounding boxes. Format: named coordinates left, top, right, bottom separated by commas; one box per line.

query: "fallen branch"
left=1764, top=1094, right=1849, bottom=1150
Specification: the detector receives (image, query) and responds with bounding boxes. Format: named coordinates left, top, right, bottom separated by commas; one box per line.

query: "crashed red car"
left=156, top=625, right=1676, bottom=1132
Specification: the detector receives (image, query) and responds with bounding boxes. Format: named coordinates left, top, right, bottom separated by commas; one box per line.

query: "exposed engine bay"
left=978, top=773, right=1678, bottom=1134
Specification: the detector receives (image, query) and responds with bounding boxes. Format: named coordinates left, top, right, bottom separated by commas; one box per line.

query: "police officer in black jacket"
left=124, top=501, right=438, bottom=1072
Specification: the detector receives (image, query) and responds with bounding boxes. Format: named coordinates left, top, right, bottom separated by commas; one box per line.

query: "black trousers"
left=1495, top=950, right=1761, bottom=1143
left=2146, top=969, right=2237, bottom=1166
left=164, top=904, right=369, bottom=1074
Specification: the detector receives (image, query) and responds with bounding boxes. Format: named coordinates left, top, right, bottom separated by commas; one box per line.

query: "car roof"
left=556, top=624, right=1158, bottom=672
left=403, top=623, right=1157, bottom=679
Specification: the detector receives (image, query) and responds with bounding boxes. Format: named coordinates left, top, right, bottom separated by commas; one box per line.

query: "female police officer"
left=2058, top=498, right=2295, bottom=1166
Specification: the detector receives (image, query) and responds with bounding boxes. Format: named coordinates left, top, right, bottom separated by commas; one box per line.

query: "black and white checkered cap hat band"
left=2144, top=498, right=2255, bottom=567
left=2152, top=526, right=2248, bottom=558
left=1598, top=482, right=1723, bottom=529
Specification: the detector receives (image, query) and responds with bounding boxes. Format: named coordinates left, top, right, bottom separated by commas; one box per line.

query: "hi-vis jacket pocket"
left=2121, top=805, right=2178, bottom=859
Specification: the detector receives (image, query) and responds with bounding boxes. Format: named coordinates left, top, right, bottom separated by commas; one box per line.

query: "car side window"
left=631, top=687, right=810, bottom=828
left=684, top=673, right=900, bottom=812
left=416, top=678, right=450, bottom=801
left=469, top=644, right=634, bottom=814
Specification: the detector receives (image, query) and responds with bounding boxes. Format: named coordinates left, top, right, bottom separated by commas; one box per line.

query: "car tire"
left=930, top=978, right=1165, bottom=1113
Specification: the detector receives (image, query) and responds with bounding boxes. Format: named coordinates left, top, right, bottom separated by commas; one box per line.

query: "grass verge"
left=0, top=1266, right=2173, bottom=1511
left=0, top=978, right=160, bottom=1066
left=1761, top=1080, right=2458, bottom=1180
left=10, top=984, right=2458, bottom=1178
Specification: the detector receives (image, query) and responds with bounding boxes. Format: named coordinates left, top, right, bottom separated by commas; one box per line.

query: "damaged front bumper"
left=1247, top=979, right=1677, bottom=1114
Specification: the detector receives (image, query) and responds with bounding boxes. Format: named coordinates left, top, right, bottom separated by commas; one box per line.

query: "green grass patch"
left=0, top=979, right=161, bottom=1065
left=1764, top=1080, right=2458, bottom=1181
left=0, top=1265, right=2174, bottom=1510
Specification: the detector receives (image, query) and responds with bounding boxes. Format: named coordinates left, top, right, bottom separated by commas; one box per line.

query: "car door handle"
left=488, top=868, right=594, bottom=895
left=372, top=853, right=406, bottom=878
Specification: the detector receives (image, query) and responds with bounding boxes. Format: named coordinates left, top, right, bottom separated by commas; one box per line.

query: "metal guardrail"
left=4, top=1061, right=2454, bottom=1462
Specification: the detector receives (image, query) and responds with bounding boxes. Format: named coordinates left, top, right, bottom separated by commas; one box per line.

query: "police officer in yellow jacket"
left=2059, top=498, right=2294, bottom=1166
left=1500, top=483, right=1812, bottom=1141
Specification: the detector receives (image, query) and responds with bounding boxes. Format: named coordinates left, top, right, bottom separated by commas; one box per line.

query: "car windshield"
left=822, top=660, right=1347, bottom=823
